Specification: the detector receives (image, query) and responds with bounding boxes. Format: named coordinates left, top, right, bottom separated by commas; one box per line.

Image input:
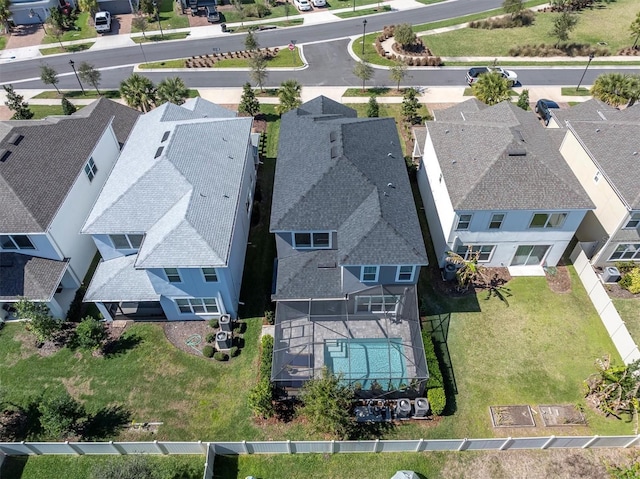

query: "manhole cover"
left=539, top=404, right=587, bottom=426
left=490, top=405, right=535, bottom=427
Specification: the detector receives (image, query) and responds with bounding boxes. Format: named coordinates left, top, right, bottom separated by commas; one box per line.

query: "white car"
left=490, top=66, right=518, bottom=86
left=294, top=0, right=312, bottom=11
left=94, top=11, right=111, bottom=33
left=312, top=0, right=326, bottom=6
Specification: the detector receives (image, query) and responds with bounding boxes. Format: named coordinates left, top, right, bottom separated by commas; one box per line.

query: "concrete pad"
left=302, top=11, right=340, bottom=25
left=91, top=35, right=137, bottom=50
left=188, top=25, right=224, bottom=38
left=508, top=265, right=546, bottom=277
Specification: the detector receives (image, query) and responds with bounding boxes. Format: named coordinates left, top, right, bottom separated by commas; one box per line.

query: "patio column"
left=96, top=302, right=114, bottom=322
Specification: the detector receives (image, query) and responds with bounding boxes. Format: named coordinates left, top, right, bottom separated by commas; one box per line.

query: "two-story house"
left=557, top=103, right=640, bottom=267
left=269, top=96, right=429, bottom=397
left=0, top=98, right=140, bottom=319
left=413, top=99, right=594, bottom=275
left=81, top=98, right=259, bottom=321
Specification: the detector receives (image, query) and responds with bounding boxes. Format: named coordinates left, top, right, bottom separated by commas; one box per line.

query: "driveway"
left=5, top=24, right=44, bottom=50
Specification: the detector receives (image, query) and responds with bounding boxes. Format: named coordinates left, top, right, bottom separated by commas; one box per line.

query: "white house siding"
left=9, top=234, right=62, bottom=261
left=9, top=0, right=57, bottom=25
left=49, top=124, right=121, bottom=285
left=417, top=130, right=455, bottom=267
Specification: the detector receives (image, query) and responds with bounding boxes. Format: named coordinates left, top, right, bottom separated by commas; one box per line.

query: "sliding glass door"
left=511, top=245, right=550, bottom=266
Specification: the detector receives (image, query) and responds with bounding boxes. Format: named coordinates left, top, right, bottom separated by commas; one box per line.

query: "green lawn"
left=28, top=104, right=84, bottom=119
left=133, top=0, right=190, bottom=31
left=0, top=35, right=8, bottom=51
left=133, top=32, right=191, bottom=43
left=613, top=298, right=640, bottom=347
left=139, top=48, right=302, bottom=69
left=334, top=5, right=391, bottom=19
left=561, top=87, right=592, bottom=96
left=342, top=87, right=405, bottom=97
left=32, top=90, right=121, bottom=99
left=39, top=42, right=94, bottom=55
left=42, top=12, right=96, bottom=44
left=227, top=19, right=304, bottom=33
left=422, top=0, right=639, bottom=57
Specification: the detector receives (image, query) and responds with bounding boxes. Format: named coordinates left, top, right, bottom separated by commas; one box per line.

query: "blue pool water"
left=324, top=338, right=407, bottom=390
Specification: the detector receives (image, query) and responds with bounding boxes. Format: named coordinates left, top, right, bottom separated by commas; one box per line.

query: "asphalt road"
left=2, top=0, right=640, bottom=89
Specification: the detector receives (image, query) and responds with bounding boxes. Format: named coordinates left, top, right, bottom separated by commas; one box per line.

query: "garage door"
left=97, top=0, right=133, bottom=14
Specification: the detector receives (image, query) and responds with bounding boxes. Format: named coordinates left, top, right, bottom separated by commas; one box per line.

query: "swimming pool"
left=324, top=338, right=407, bottom=390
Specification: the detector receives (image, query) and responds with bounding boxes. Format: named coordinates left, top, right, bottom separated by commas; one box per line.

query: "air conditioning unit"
left=601, top=266, right=621, bottom=283
left=395, top=398, right=412, bottom=419
left=219, top=314, right=232, bottom=331
left=413, top=397, right=430, bottom=418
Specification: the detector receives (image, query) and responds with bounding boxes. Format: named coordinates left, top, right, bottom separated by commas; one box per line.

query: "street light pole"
left=362, top=19, right=367, bottom=57
left=152, top=1, right=165, bottom=40
left=29, top=9, right=47, bottom=35
left=69, top=60, right=85, bottom=94
left=576, top=53, right=595, bottom=91
left=352, top=0, right=356, bottom=12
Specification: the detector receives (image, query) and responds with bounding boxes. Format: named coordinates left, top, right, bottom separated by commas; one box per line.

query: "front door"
left=511, top=245, right=550, bottom=266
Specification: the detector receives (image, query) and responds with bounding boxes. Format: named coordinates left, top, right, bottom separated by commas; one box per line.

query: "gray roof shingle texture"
left=428, top=101, right=594, bottom=211
left=82, top=100, right=253, bottom=268
left=84, top=254, right=160, bottom=302
left=0, top=98, right=140, bottom=233
left=0, top=253, right=68, bottom=301
left=551, top=98, right=617, bottom=126
left=270, top=96, right=427, bottom=299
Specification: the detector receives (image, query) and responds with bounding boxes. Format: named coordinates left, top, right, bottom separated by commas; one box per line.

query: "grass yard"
left=133, top=32, right=191, bottom=43
left=213, top=47, right=303, bottom=68
left=39, top=42, right=94, bottom=55
left=342, top=87, right=406, bottom=97
left=28, top=104, right=84, bottom=119
left=32, top=90, right=120, bottom=99
left=334, top=5, right=391, bottom=19
left=228, top=19, right=304, bottom=33
left=613, top=298, right=640, bottom=347
left=0, top=35, right=7, bottom=50
left=42, top=12, right=96, bottom=44
left=561, top=87, right=592, bottom=96
left=422, top=0, right=639, bottom=57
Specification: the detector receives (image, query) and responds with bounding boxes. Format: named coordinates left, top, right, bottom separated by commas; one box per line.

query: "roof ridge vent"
left=330, top=131, right=337, bottom=142
left=8, top=133, right=24, bottom=145
left=507, top=148, right=526, bottom=157
left=0, top=149, right=10, bottom=162
left=154, top=146, right=164, bottom=159
left=161, top=131, right=170, bottom=142
left=330, top=145, right=339, bottom=159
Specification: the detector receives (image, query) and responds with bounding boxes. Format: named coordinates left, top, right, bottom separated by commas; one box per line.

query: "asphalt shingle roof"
left=0, top=98, right=140, bottom=232
left=551, top=98, right=617, bottom=127
left=83, top=254, right=160, bottom=302
left=427, top=101, right=594, bottom=211
left=0, top=253, right=68, bottom=301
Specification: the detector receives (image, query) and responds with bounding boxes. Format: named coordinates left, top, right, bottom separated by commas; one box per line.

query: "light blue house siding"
left=342, top=264, right=420, bottom=293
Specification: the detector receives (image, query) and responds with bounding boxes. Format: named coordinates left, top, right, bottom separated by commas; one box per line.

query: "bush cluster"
left=205, top=332, right=216, bottom=343
left=422, top=328, right=446, bottom=416
left=620, top=267, right=640, bottom=294
left=427, top=387, right=446, bottom=415
left=248, top=335, right=275, bottom=418
left=264, top=309, right=275, bottom=325
left=213, top=351, right=228, bottom=361
left=469, top=10, right=534, bottom=29
left=202, top=345, right=215, bottom=358
left=208, top=318, right=219, bottom=329
left=508, top=43, right=609, bottom=57
left=259, top=335, right=274, bottom=379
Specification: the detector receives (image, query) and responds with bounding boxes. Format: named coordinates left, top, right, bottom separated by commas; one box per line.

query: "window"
left=176, top=298, right=219, bottom=314
left=456, top=214, right=472, bottom=230
left=396, top=265, right=416, bottom=282
left=355, top=295, right=400, bottom=314
left=455, top=245, right=495, bottom=262
left=109, top=234, right=143, bottom=250
left=360, top=266, right=379, bottom=282
left=609, top=244, right=640, bottom=261
left=84, top=157, right=98, bottom=182
left=164, top=268, right=182, bottom=283
left=202, top=268, right=218, bottom=282
left=529, top=213, right=567, bottom=229
left=625, top=213, right=640, bottom=229
left=0, top=235, right=35, bottom=250
left=293, top=232, right=331, bottom=249
left=489, top=213, right=505, bottom=230
left=593, top=171, right=601, bottom=183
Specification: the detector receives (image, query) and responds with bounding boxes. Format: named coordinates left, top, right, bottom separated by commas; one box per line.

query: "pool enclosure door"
left=511, top=245, right=550, bottom=266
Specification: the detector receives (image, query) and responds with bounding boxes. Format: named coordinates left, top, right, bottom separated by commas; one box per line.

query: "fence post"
left=541, top=436, right=556, bottom=450
left=331, top=440, right=336, bottom=454
left=66, top=441, right=83, bottom=455
left=457, top=438, right=468, bottom=452
left=154, top=440, right=169, bottom=455
left=581, top=436, right=599, bottom=449
left=242, top=440, right=249, bottom=454
left=21, top=441, right=42, bottom=455
left=199, top=440, right=208, bottom=454
left=415, top=439, right=424, bottom=452
left=374, top=439, right=380, bottom=453
left=499, top=437, right=512, bottom=451
left=624, top=435, right=640, bottom=448
left=286, top=440, right=292, bottom=454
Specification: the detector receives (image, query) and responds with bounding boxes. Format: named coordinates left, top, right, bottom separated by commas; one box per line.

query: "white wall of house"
left=8, top=1, right=56, bottom=26
left=49, top=123, right=121, bottom=285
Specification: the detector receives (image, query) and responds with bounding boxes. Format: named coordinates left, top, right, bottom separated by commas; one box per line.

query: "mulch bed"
left=539, top=404, right=587, bottom=427
left=544, top=263, right=572, bottom=294
left=163, top=321, right=212, bottom=357
left=490, top=405, right=536, bottom=428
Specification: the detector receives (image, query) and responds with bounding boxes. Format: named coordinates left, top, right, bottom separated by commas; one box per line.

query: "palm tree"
left=156, top=76, right=189, bottom=105
left=446, top=250, right=511, bottom=304
left=591, top=73, right=640, bottom=107
left=472, top=71, right=511, bottom=105
left=119, top=73, right=157, bottom=112
left=276, top=79, right=302, bottom=115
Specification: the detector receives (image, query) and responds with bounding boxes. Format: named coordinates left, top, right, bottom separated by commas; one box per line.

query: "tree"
left=353, top=61, right=374, bottom=92
left=0, top=0, right=11, bottom=34
left=119, top=73, right=157, bottom=112
left=131, top=15, right=149, bottom=38
left=631, top=11, right=640, bottom=49
left=238, top=82, right=261, bottom=117
left=516, top=88, right=529, bottom=110
left=92, top=455, right=157, bottom=479
left=247, top=379, right=275, bottom=418
left=62, top=96, right=77, bottom=115
left=276, top=79, right=302, bottom=115
left=550, top=11, right=578, bottom=46
left=232, top=0, right=246, bottom=27
left=38, top=390, right=86, bottom=440
left=283, top=1, right=291, bottom=22
left=471, top=71, right=511, bottom=105
left=393, top=23, right=416, bottom=49
left=14, top=299, right=61, bottom=343
left=139, top=0, right=155, bottom=15
left=3, top=85, right=34, bottom=120
left=249, top=52, right=269, bottom=92
left=78, top=62, right=101, bottom=95
left=47, top=7, right=65, bottom=30
left=245, top=29, right=259, bottom=52
left=389, top=60, right=408, bottom=92
left=503, top=0, right=524, bottom=17
left=78, top=0, right=99, bottom=16
left=74, top=317, right=107, bottom=350
left=299, top=368, right=353, bottom=439
left=591, top=73, right=640, bottom=107
left=156, top=76, right=189, bottom=105
left=366, top=95, right=379, bottom=117
left=40, top=64, right=60, bottom=94
left=401, top=87, right=420, bottom=123
left=47, top=24, right=65, bottom=49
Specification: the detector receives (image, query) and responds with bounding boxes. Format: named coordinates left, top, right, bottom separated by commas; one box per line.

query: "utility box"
left=413, top=397, right=430, bottom=418
left=601, top=266, right=621, bottom=283
left=395, top=398, right=412, bottom=419
left=215, top=331, right=232, bottom=349
left=219, top=314, right=232, bottom=332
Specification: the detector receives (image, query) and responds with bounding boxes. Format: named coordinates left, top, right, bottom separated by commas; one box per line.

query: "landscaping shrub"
left=229, top=346, right=239, bottom=357
left=255, top=3, right=270, bottom=18
left=468, top=10, right=534, bottom=29
left=208, top=318, right=219, bottom=329
left=74, top=316, right=107, bottom=350
left=248, top=378, right=274, bottom=418
left=423, top=331, right=444, bottom=389
left=202, top=345, right=215, bottom=358
left=620, top=267, right=640, bottom=294
left=427, top=387, right=446, bottom=415
left=508, top=43, right=609, bottom=57
left=213, top=351, right=228, bottom=361
left=264, top=309, right=274, bottom=325
left=615, top=261, right=637, bottom=274
left=38, top=390, right=86, bottom=440
left=206, top=332, right=216, bottom=343
left=61, top=96, right=77, bottom=115
left=16, top=299, right=63, bottom=344
left=259, top=335, right=274, bottom=379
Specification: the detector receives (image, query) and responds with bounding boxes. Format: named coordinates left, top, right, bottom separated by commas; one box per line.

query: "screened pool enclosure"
left=271, top=285, right=429, bottom=398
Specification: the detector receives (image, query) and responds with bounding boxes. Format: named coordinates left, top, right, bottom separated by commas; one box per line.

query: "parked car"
left=206, top=6, right=219, bottom=22
left=94, top=11, right=111, bottom=33
left=535, top=98, right=560, bottom=126
left=294, top=0, right=312, bottom=10
left=312, top=0, right=326, bottom=6
left=466, top=66, right=518, bottom=86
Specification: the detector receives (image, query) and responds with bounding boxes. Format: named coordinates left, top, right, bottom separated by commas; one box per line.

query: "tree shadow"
left=428, top=314, right=458, bottom=416
left=348, top=420, right=396, bottom=439
left=82, top=405, right=132, bottom=441
left=0, top=456, right=28, bottom=478
left=102, top=333, right=142, bottom=358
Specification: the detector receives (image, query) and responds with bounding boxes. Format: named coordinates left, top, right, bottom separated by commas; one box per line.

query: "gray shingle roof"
left=82, top=100, right=254, bottom=268
left=551, top=98, right=616, bottom=127
left=433, top=98, right=486, bottom=122
left=0, top=253, right=68, bottom=301
left=428, top=101, right=594, bottom=211
left=568, top=114, right=640, bottom=208
left=270, top=97, right=428, bottom=299
left=0, top=98, right=140, bottom=233
left=83, top=254, right=160, bottom=302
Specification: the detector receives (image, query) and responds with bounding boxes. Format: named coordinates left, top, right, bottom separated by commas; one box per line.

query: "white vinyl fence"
left=570, top=244, right=640, bottom=364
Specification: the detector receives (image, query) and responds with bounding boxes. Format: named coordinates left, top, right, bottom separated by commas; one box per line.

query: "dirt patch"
left=490, top=405, right=536, bottom=428
left=163, top=321, right=212, bottom=356
left=428, top=264, right=512, bottom=298
left=544, top=263, right=572, bottom=294
left=539, top=404, right=587, bottom=427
